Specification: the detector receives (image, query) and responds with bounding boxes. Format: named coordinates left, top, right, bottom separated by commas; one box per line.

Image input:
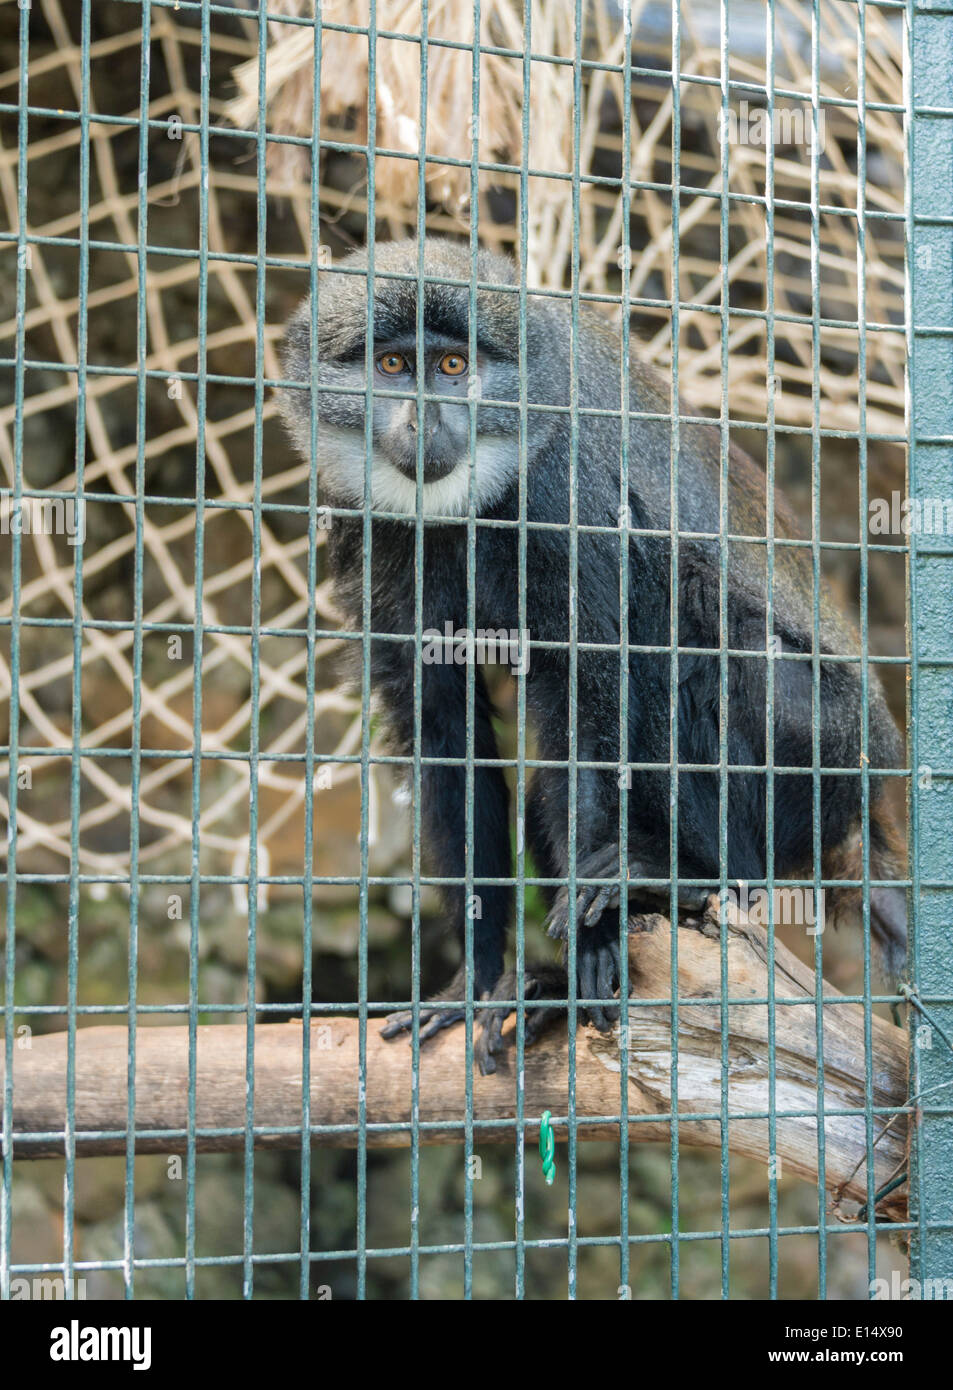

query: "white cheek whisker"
left=295, top=422, right=513, bottom=517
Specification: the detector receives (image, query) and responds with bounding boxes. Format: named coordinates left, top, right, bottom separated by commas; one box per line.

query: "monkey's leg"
left=379, top=662, right=511, bottom=1046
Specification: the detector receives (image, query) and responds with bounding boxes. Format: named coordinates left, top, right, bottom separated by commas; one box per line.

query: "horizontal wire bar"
left=0, top=992, right=925, bottom=1014
left=0, top=504, right=916, bottom=550
left=1, top=10, right=912, bottom=92
left=0, top=746, right=919, bottom=774
left=9, top=1211, right=938, bottom=1277
left=4, top=1096, right=927, bottom=1142
left=1, top=106, right=913, bottom=219
left=1, top=353, right=910, bottom=403
left=0, top=872, right=921, bottom=889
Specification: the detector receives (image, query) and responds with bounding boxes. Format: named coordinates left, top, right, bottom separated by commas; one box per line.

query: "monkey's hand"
left=380, top=964, right=473, bottom=1044
left=474, top=962, right=568, bottom=1075
left=544, top=844, right=710, bottom=942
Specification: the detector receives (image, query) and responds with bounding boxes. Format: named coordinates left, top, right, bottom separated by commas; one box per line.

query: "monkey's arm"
left=375, top=649, right=511, bottom=1042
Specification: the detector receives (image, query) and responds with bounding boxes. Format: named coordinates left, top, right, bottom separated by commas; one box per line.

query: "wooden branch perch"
left=1, top=913, right=908, bottom=1219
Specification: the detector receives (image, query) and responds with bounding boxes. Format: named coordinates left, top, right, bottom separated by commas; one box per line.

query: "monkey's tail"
left=870, top=884, right=907, bottom=981
left=824, top=801, right=907, bottom=980
left=870, top=796, right=908, bottom=980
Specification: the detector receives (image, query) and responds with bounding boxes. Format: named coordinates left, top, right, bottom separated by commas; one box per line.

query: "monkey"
left=278, top=237, right=907, bottom=1075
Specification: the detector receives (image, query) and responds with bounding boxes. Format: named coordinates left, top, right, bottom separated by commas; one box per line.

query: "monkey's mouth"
left=386, top=437, right=464, bottom=485
left=390, top=457, right=462, bottom=484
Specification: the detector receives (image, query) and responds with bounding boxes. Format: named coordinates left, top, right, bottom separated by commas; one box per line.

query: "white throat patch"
left=305, top=424, right=514, bottom=517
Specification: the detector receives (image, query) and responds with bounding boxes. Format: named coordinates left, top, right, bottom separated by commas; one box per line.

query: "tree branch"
left=1, top=913, right=908, bottom=1219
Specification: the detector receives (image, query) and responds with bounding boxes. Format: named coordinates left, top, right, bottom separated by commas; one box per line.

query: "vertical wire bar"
left=0, top=0, right=30, bottom=1304
left=616, top=0, right=634, bottom=1298
left=716, top=0, right=732, bottom=1300
left=125, top=0, right=153, bottom=1300
left=463, top=0, right=483, bottom=1300
left=809, top=0, right=829, bottom=1299
left=409, top=0, right=431, bottom=1304
left=668, top=0, right=683, bottom=1302
left=855, top=0, right=878, bottom=1288
left=567, top=0, right=584, bottom=1301
left=186, top=0, right=213, bottom=1301
left=64, top=0, right=95, bottom=1301
left=241, top=0, right=270, bottom=1298
left=901, top=0, right=926, bottom=1278
left=513, top=0, right=532, bottom=1304
left=357, top=0, right=380, bottom=1303
left=299, top=1, right=324, bottom=1300
left=763, top=0, right=779, bottom=1300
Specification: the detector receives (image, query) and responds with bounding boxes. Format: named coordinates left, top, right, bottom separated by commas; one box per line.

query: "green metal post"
left=906, top=0, right=953, bottom=1289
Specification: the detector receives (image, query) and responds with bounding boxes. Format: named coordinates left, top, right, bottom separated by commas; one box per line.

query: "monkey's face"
left=278, top=239, right=567, bottom=517
left=362, top=336, right=478, bottom=484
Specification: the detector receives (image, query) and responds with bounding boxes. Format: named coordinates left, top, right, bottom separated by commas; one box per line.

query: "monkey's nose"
left=407, top=411, right=439, bottom=440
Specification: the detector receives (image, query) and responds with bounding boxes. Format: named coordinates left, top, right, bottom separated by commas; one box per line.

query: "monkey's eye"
left=376, top=352, right=410, bottom=376
left=437, top=352, right=468, bottom=377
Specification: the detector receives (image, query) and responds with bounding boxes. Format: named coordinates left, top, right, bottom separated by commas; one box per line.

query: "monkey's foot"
left=380, top=965, right=471, bottom=1044
left=545, top=845, right=711, bottom=941
left=474, top=963, right=568, bottom=1076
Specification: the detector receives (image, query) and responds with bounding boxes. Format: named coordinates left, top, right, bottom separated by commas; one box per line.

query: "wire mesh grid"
left=0, top=1, right=909, bottom=891
left=0, top=0, right=948, bottom=1303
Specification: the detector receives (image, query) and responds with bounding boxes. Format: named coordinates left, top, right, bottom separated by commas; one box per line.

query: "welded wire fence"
left=0, top=0, right=949, bottom=1302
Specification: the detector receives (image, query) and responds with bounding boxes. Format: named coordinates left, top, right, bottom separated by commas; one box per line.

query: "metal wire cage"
left=0, top=0, right=950, bottom=1302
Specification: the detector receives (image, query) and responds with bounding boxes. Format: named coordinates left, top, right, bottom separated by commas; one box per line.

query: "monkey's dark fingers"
left=418, top=1006, right=466, bottom=1042
left=380, top=1003, right=465, bottom=1041
left=675, top=885, right=714, bottom=914
left=524, top=1003, right=562, bottom=1048
left=474, top=964, right=569, bottom=1075
left=474, top=1009, right=506, bottom=1076
left=597, top=939, right=620, bottom=998
left=545, top=884, right=603, bottom=940
left=547, top=856, right=655, bottom=938
left=596, top=940, right=621, bottom=1025
left=544, top=888, right=572, bottom=941
left=379, top=1008, right=416, bottom=1039
left=584, top=879, right=716, bottom=929
left=575, top=916, right=624, bottom=1030
left=379, top=1009, right=415, bottom=1039
left=577, top=944, right=611, bottom=1032
left=583, top=883, right=618, bottom=928
left=381, top=963, right=473, bottom=1041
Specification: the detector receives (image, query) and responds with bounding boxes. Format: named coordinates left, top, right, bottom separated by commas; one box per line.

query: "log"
left=1, top=912, right=908, bottom=1218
